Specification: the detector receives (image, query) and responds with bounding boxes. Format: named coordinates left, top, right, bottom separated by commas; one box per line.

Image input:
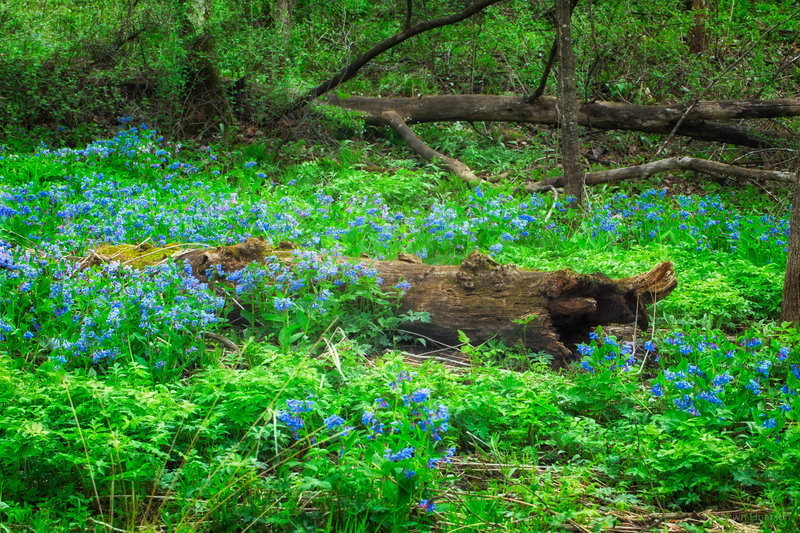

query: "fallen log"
left=527, top=156, right=795, bottom=192
left=330, top=94, right=797, bottom=147
left=153, top=239, right=676, bottom=367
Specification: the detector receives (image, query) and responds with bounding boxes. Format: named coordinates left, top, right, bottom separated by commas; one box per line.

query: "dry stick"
left=652, top=5, right=800, bottom=158
left=64, top=381, right=109, bottom=532
left=202, top=331, right=240, bottom=354
left=382, top=110, right=481, bottom=185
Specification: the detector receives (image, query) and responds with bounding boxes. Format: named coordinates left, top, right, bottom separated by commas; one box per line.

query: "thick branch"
left=330, top=94, right=799, bottom=147
left=382, top=110, right=480, bottom=184
left=527, top=157, right=794, bottom=192
left=279, top=0, right=503, bottom=116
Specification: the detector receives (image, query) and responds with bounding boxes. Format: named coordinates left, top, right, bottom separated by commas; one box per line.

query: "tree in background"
left=781, top=150, right=800, bottom=323
left=554, top=0, right=584, bottom=208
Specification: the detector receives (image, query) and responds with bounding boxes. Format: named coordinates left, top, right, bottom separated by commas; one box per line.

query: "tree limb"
left=526, top=157, right=794, bottom=192
left=278, top=0, right=504, bottom=117
left=382, top=110, right=480, bottom=184
left=330, top=94, right=797, bottom=147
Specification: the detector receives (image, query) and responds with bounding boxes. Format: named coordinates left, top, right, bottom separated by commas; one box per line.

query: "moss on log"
left=93, top=238, right=677, bottom=367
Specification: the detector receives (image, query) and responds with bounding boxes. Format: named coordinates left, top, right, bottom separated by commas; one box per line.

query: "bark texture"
left=781, top=155, right=800, bottom=323
left=555, top=0, right=584, bottom=205
left=144, top=239, right=677, bottom=367
left=330, top=94, right=799, bottom=147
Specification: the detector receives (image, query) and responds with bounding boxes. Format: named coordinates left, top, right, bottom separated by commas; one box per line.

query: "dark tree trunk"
left=686, top=0, right=708, bottom=54
left=781, top=155, right=800, bottom=323
left=555, top=0, right=584, bottom=206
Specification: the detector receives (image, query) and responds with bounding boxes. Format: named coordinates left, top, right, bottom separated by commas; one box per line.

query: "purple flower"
left=418, top=499, right=436, bottom=513
left=394, top=280, right=411, bottom=293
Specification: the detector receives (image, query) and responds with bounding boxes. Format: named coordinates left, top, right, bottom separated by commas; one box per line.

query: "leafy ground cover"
left=2, top=124, right=799, bottom=531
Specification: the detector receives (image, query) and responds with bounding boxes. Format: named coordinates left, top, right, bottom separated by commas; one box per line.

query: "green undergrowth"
left=2, top=127, right=800, bottom=530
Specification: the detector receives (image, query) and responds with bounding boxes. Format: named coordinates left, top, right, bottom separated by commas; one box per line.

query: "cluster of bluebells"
left=2, top=123, right=792, bottom=276
left=647, top=331, right=798, bottom=438
left=577, top=331, right=650, bottom=374
left=275, top=369, right=454, bottom=514
left=0, top=241, right=223, bottom=373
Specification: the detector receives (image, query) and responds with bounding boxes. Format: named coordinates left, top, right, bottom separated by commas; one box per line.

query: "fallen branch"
left=279, top=0, right=504, bottom=117
left=329, top=94, right=798, bottom=147
left=526, top=156, right=794, bottom=192
left=382, top=110, right=480, bottom=184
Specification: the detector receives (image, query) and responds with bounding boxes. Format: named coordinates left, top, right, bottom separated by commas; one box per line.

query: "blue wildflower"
left=274, top=296, right=293, bottom=312
left=324, top=414, right=345, bottom=430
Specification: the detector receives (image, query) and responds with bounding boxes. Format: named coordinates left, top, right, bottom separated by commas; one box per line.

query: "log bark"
left=527, top=156, right=795, bottom=192
left=329, top=94, right=799, bottom=147
left=780, top=144, right=800, bottom=323
left=149, top=239, right=677, bottom=367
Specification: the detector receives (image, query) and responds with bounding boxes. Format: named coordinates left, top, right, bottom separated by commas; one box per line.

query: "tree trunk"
left=177, top=0, right=233, bottom=136
left=276, top=0, right=293, bottom=49
left=781, top=151, right=800, bottom=323
left=686, top=0, right=708, bottom=54
left=329, top=94, right=799, bottom=147
left=91, top=239, right=677, bottom=367
left=555, top=0, right=584, bottom=206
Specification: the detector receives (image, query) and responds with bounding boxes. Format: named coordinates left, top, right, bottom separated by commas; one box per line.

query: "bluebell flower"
left=755, top=360, right=771, bottom=377
left=418, top=499, right=436, bottom=512
left=324, top=415, right=345, bottom=430
left=409, top=388, right=431, bottom=403
left=745, top=379, right=761, bottom=395
left=395, top=280, right=411, bottom=293
left=274, top=297, right=293, bottom=312
left=384, top=446, right=415, bottom=462
left=577, top=344, right=594, bottom=356
left=778, top=346, right=790, bottom=361
left=651, top=383, right=663, bottom=397
left=761, top=417, right=776, bottom=429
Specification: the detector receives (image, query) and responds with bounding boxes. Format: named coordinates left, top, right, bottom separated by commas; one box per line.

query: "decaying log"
left=526, top=156, right=795, bottom=192
left=154, top=239, right=676, bottom=367
left=330, top=94, right=798, bottom=147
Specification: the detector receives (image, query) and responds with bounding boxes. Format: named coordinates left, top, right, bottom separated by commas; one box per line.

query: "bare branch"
left=526, top=157, right=794, bottom=192
left=278, top=0, right=504, bottom=117
left=382, top=110, right=480, bottom=185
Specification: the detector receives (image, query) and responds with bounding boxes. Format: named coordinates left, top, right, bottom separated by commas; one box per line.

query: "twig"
left=202, top=331, right=240, bottom=354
